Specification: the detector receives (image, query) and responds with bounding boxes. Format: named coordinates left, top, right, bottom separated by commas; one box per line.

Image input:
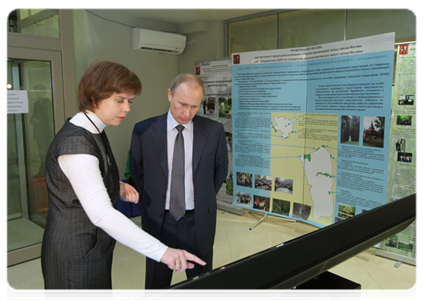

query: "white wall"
left=179, top=20, right=226, bottom=74
left=72, top=10, right=227, bottom=175
left=72, top=10, right=182, bottom=175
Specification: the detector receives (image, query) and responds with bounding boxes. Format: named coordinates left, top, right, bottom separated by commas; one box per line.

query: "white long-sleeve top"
left=58, top=111, right=167, bottom=262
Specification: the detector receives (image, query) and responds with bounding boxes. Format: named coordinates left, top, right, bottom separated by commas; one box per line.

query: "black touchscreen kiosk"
left=172, top=194, right=415, bottom=289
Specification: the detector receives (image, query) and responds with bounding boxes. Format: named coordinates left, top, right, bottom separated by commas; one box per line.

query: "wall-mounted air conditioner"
left=132, top=28, right=186, bottom=55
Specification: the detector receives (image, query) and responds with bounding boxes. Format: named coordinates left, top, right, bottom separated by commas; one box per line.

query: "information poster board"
left=378, top=42, right=416, bottom=262
left=231, top=33, right=395, bottom=228
left=195, top=59, right=241, bottom=213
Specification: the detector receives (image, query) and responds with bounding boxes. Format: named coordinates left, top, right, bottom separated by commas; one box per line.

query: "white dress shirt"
left=58, top=111, right=168, bottom=262
left=165, top=110, right=195, bottom=210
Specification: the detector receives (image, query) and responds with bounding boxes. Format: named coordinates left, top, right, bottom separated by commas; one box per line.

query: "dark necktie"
left=170, top=125, right=185, bottom=221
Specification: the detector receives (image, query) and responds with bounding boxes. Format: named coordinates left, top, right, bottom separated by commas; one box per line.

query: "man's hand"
left=120, top=182, right=139, bottom=204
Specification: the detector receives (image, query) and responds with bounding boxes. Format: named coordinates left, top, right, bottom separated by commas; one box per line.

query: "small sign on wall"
left=8, top=90, right=28, bottom=114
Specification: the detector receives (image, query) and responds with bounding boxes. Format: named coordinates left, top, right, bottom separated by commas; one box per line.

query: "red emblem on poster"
left=399, top=44, right=409, bottom=55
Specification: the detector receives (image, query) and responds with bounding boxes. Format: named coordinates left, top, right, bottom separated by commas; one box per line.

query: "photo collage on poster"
left=236, top=172, right=297, bottom=218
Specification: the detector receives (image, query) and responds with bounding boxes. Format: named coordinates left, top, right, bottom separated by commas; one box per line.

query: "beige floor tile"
left=7, top=258, right=44, bottom=289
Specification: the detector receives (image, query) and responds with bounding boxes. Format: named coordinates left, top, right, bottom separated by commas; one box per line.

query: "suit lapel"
left=193, top=116, right=208, bottom=175
left=152, top=113, right=168, bottom=178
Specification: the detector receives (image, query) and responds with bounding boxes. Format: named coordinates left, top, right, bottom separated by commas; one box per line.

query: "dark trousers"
left=145, top=211, right=213, bottom=289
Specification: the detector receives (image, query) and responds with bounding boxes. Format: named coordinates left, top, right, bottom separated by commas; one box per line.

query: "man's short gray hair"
left=169, top=74, right=204, bottom=95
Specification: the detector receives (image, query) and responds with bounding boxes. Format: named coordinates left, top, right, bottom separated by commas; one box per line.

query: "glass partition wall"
left=229, top=14, right=278, bottom=53
left=227, top=9, right=416, bottom=55
left=8, top=9, right=60, bottom=38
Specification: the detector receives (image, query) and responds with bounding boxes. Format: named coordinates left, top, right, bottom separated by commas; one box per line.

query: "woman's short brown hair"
left=78, top=60, right=142, bottom=112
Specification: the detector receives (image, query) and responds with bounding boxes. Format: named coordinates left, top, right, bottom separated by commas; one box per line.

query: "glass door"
left=7, top=40, right=65, bottom=265
left=7, top=59, right=55, bottom=253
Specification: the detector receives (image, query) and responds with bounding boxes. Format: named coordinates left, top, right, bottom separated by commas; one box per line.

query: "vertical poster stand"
left=195, top=58, right=244, bottom=216
left=376, top=41, right=416, bottom=266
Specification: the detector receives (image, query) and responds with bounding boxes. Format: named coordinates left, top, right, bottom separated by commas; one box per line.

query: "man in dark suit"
left=130, top=74, right=228, bottom=289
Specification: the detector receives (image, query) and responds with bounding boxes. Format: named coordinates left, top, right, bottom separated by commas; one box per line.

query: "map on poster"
left=271, top=113, right=338, bottom=225
left=232, top=33, right=396, bottom=228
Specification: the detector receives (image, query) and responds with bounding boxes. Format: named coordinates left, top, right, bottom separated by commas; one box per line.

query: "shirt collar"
left=167, top=110, right=193, bottom=132
left=85, top=110, right=107, bottom=133
left=71, top=110, right=107, bottom=133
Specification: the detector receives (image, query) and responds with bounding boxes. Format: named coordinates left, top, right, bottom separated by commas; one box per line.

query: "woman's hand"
left=160, top=248, right=206, bottom=273
left=120, top=182, right=139, bottom=204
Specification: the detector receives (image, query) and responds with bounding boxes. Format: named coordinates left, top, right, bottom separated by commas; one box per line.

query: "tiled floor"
left=7, top=209, right=416, bottom=292
left=7, top=218, right=44, bottom=252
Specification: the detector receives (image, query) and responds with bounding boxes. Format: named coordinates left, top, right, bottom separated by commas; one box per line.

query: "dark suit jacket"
left=130, top=113, right=228, bottom=255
